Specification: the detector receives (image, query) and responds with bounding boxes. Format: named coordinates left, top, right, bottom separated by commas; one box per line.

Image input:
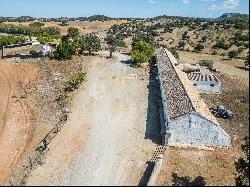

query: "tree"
left=235, top=136, right=249, bottom=186
left=198, top=60, right=214, bottom=70
left=67, top=27, right=80, bottom=39
left=178, top=41, right=186, bottom=50
left=228, top=50, right=238, bottom=59
left=29, top=22, right=44, bottom=27
left=105, top=35, right=127, bottom=57
left=182, top=31, right=190, bottom=40
left=194, top=43, right=204, bottom=52
left=81, top=33, right=101, bottom=55
left=132, top=32, right=155, bottom=47
left=129, top=41, right=155, bottom=65
left=55, top=36, right=77, bottom=60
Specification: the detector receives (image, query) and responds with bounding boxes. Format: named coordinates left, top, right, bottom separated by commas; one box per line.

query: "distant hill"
left=219, top=13, right=249, bottom=19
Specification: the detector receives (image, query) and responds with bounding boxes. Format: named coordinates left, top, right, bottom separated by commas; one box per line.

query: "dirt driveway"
left=25, top=52, right=160, bottom=186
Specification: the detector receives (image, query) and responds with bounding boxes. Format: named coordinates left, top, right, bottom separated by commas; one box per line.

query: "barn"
left=156, top=48, right=231, bottom=149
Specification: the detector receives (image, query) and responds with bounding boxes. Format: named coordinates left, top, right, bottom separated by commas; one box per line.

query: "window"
left=210, top=84, right=215, bottom=87
left=194, top=84, right=197, bottom=86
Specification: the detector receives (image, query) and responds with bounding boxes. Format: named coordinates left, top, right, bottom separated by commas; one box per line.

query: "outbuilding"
left=187, top=72, right=221, bottom=93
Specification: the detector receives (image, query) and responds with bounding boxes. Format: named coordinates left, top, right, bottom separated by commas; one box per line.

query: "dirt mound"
left=0, top=61, right=38, bottom=184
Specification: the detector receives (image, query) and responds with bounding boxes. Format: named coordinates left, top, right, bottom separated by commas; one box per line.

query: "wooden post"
left=0, top=46, right=3, bottom=59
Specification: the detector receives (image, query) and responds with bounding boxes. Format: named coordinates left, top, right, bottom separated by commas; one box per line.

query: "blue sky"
left=0, top=0, right=249, bottom=18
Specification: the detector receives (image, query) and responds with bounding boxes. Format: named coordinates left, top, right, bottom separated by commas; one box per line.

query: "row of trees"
left=0, top=23, right=60, bottom=37
left=0, top=35, right=26, bottom=46
left=54, top=27, right=128, bottom=60
left=54, top=27, right=155, bottom=65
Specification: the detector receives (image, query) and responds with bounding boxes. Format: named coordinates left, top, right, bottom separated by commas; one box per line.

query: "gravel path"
left=25, top=52, right=159, bottom=186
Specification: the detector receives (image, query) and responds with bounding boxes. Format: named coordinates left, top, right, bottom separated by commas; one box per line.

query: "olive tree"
left=67, top=27, right=80, bottom=39
left=81, top=33, right=101, bottom=55
left=129, top=41, right=155, bottom=65
left=105, top=35, right=127, bottom=57
left=55, top=36, right=77, bottom=60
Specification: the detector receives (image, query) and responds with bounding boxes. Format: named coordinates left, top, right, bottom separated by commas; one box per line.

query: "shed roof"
left=188, top=72, right=220, bottom=83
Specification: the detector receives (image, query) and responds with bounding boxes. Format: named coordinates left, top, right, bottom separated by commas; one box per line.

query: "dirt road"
left=25, top=52, right=160, bottom=186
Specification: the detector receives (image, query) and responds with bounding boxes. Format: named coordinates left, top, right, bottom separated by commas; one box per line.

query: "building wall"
left=192, top=80, right=221, bottom=93
left=168, top=113, right=231, bottom=149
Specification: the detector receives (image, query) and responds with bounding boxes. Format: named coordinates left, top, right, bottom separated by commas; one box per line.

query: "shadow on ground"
left=138, top=161, right=155, bottom=186
left=138, top=60, right=162, bottom=186
left=120, top=59, right=139, bottom=68
left=144, top=62, right=161, bottom=145
left=171, top=173, right=206, bottom=186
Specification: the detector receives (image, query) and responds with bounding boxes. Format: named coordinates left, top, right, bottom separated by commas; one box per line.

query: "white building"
left=31, top=40, right=40, bottom=45
left=157, top=48, right=230, bottom=149
left=39, top=44, right=51, bottom=56
left=187, top=72, right=221, bottom=94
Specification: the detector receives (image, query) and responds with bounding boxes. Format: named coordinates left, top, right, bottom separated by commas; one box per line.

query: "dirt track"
left=25, top=52, right=160, bottom=186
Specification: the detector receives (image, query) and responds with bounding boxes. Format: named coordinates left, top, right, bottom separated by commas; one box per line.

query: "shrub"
left=67, top=27, right=80, bottom=39
left=168, top=47, right=179, bottom=60
left=198, top=60, right=214, bottom=70
left=194, top=43, right=204, bottom=52
left=182, top=31, right=190, bottom=40
left=55, top=36, right=77, bottom=60
left=228, top=50, right=238, bottom=59
left=235, top=136, right=249, bottom=186
left=64, top=72, right=86, bottom=92
left=29, top=49, right=38, bottom=57
left=129, top=41, right=155, bottom=64
left=29, top=22, right=44, bottom=27
left=213, top=39, right=230, bottom=50
left=178, top=41, right=186, bottom=50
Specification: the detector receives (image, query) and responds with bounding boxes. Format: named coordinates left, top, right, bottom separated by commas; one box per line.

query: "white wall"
left=168, top=113, right=231, bottom=149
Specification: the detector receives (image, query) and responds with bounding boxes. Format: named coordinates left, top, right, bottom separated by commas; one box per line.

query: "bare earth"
left=25, top=52, right=159, bottom=186
left=0, top=61, right=38, bottom=184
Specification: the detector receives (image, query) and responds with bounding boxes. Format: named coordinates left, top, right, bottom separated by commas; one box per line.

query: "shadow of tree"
left=172, top=173, right=206, bottom=186
left=120, top=59, right=139, bottom=68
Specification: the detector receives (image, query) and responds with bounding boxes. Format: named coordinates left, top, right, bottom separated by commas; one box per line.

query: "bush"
left=29, top=49, right=38, bottom=57
left=194, top=43, right=204, bottom=52
left=228, top=50, right=238, bottom=59
left=55, top=36, right=77, bottom=60
left=198, top=60, right=214, bottom=70
left=235, top=136, right=249, bottom=186
left=178, top=41, right=186, bottom=50
left=64, top=72, right=86, bottom=92
left=168, top=47, right=179, bottom=60
left=213, top=39, right=230, bottom=50
left=29, top=22, right=44, bottom=27
left=129, top=41, right=155, bottom=64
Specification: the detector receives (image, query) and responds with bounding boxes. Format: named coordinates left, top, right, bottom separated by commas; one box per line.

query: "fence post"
left=0, top=46, right=4, bottom=59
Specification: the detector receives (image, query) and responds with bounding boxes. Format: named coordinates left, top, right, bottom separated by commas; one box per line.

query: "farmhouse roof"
left=157, top=48, right=195, bottom=119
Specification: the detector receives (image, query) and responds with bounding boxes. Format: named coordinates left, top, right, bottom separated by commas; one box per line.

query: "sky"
left=0, top=0, right=249, bottom=18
